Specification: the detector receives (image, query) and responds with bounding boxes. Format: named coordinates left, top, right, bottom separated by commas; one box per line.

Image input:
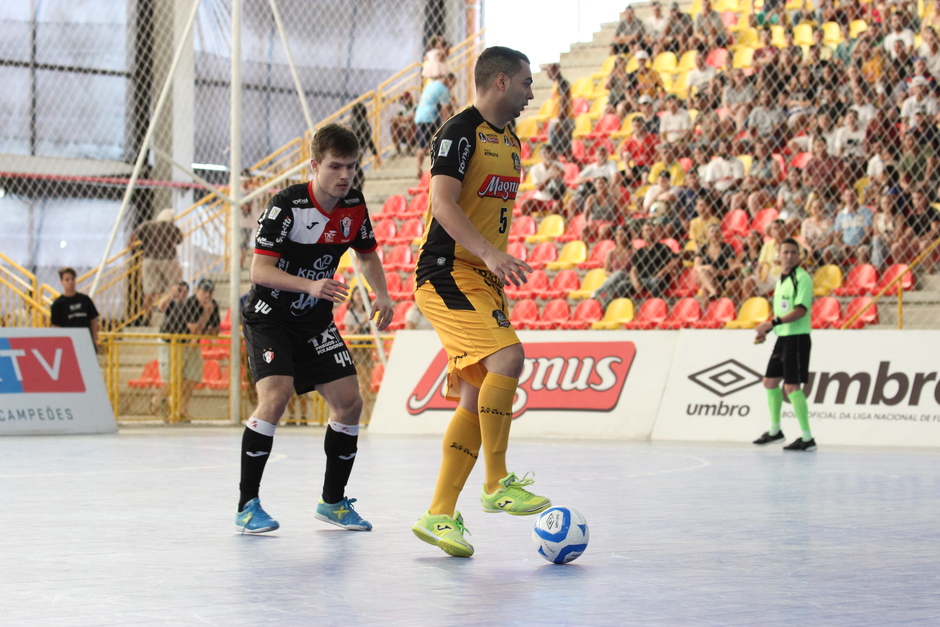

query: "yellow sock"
left=428, top=407, right=481, bottom=517
left=478, top=372, right=518, bottom=494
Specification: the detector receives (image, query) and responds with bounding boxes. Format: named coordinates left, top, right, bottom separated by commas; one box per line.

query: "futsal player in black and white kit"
left=236, top=123, right=393, bottom=534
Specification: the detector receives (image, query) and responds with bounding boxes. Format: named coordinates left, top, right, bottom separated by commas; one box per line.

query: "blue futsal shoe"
left=315, top=497, right=373, bottom=531
left=235, top=498, right=280, bottom=534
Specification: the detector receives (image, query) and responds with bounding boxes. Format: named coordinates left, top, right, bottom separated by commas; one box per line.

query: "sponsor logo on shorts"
left=307, top=326, right=345, bottom=355
left=492, top=309, right=511, bottom=328
left=438, top=139, right=453, bottom=156
left=478, top=175, right=519, bottom=201
left=253, top=301, right=272, bottom=315
left=262, top=349, right=274, bottom=363
left=688, top=360, right=763, bottom=398
left=408, top=342, right=636, bottom=417
left=340, top=216, right=352, bottom=238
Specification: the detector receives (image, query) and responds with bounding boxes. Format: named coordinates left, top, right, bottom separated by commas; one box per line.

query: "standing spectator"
left=611, top=6, right=646, bottom=55
left=583, top=176, right=625, bottom=241
left=662, top=2, right=695, bottom=54
left=343, top=288, right=372, bottom=335
left=50, top=267, right=99, bottom=350
left=546, top=63, right=575, bottom=161
left=593, top=226, right=635, bottom=307
left=133, top=208, right=183, bottom=325
left=884, top=11, right=915, bottom=60
left=151, top=281, right=188, bottom=417
left=415, top=72, right=456, bottom=178
left=686, top=51, right=718, bottom=99
left=422, top=35, right=450, bottom=80
left=630, top=221, right=679, bottom=297
left=390, top=91, right=417, bottom=156
left=520, top=145, right=566, bottom=216
left=660, top=95, right=693, bottom=148
left=565, top=145, right=619, bottom=218
left=694, top=223, right=740, bottom=305
left=350, top=103, right=382, bottom=191
left=826, top=187, right=875, bottom=265
left=178, top=278, right=220, bottom=421
left=692, top=0, right=729, bottom=49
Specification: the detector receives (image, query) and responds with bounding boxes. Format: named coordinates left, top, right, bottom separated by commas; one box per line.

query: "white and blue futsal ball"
left=532, top=507, right=589, bottom=564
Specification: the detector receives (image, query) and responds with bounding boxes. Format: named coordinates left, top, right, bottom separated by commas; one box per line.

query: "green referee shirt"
left=773, top=266, right=813, bottom=336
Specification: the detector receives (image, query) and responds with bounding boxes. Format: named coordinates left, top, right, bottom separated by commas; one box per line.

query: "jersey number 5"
left=498, top=207, right=508, bottom=234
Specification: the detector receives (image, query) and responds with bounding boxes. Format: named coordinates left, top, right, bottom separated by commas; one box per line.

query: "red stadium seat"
left=557, top=214, right=587, bottom=243
left=706, top=48, right=729, bottom=68
left=372, top=220, right=397, bottom=243
left=369, top=362, right=385, bottom=393
left=528, top=299, right=572, bottom=330
left=660, top=238, right=681, bottom=254
left=506, top=269, right=550, bottom=299
left=571, top=139, right=587, bottom=163
left=578, top=239, right=615, bottom=269
left=692, top=297, right=737, bottom=328
left=540, top=269, right=581, bottom=299
left=874, top=263, right=913, bottom=295
left=586, top=113, right=622, bottom=141
left=374, top=194, right=407, bottom=221
left=721, top=208, right=750, bottom=240
left=790, top=152, right=812, bottom=169
left=657, top=297, right=702, bottom=329
left=666, top=267, right=699, bottom=298
left=383, top=271, right=403, bottom=295
left=751, top=208, right=779, bottom=235
left=333, top=301, right=348, bottom=331
left=509, top=215, right=537, bottom=243
left=678, top=157, right=692, bottom=172
left=388, top=272, right=414, bottom=301
left=572, top=97, right=591, bottom=116
left=833, top=263, right=878, bottom=296
left=563, top=162, right=581, bottom=188
left=401, top=191, right=428, bottom=218
left=510, top=298, right=540, bottom=329
left=386, top=301, right=414, bottom=331
left=388, top=218, right=424, bottom=244
left=408, top=171, right=430, bottom=196
left=196, top=359, right=225, bottom=390
left=385, top=244, right=414, bottom=272
left=507, top=241, right=528, bottom=261
left=527, top=242, right=558, bottom=269
left=128, top=359, right=163, bottom=389
left=835, top=296, right=879, bottom=329
left=560, top=298, right=604, bottom=329
left=811, top=296, right=842, bottom=329
left=622, top=298, right=669, bottom=330
left=587, top=136, right=615, bottom=161
left=219, top=308, right=232, bottom=333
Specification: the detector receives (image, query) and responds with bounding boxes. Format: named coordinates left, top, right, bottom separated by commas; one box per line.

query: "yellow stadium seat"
left=850, top=19, right=868, bottom=39
left=653, top=52, right=678, bottom=76
left=631, top=185, right=650, bottom=211
left=569, top=268, right=607, bottom=299
left=546, top=240, right=588, bottom=270
left=671, top=71, right=689, bottom=99
left=591, top=55, right=619, bottom=81
left=688, top=108, right=699, bottom=124
left=822, top=21, right=843, bottom=45
left=813, top=264, right=843, bottom=296
left=678, top=49, right=698, bottom=72
left=588, top=94, right=608, bottom=120
left=533, top=99, right=557, bottom=123
left=736, top=154, right=752, bottom=175
left=854, top=177, right=868, bottom=203
left=726, top=297, right=771, bottom=329
left=522, top=142, right=542, bottom=168
left=612, top=111, right=644, bottom=140
left=771, top=25, right=788, bottom=48
left=526, top=214, right=566, bottom=244
left=592, top=298, right=635, bottom=329
left=337, top=250, right=353, bottom=273
left=572, top=113, right=594, bottom=139
left=689, top=0, right=703, bottom=18
left=571, top=76, right=596, bottom=100
left=515, top=117, right=541, bottom=141
left=732, top=46, right=755, bottom=69
left=793, top=23, right=814, bottom=46
left=714, top=0, right=739, bottom=11
left=625, top=55, right=640, bottom=73
left=518, top=169, right=536, bottom=193
left=915, top=34, right=923, bottom=48
left=659, top=72, right=674, bottom=94
left=734, top=28, right=759, bottom=48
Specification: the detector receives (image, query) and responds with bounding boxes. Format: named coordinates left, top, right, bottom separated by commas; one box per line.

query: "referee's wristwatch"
left=771, top=317, right=783, bottom=327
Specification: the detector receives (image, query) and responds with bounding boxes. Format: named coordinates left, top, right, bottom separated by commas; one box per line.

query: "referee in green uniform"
left=752, top=238, right=816, bottom=451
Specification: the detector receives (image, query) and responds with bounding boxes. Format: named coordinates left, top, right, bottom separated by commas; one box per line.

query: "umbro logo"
left=306, top=221, right=319, bottom=229
left=436, top=524, right=453, bottom=531
left=245, top=451, right=269, bottom=457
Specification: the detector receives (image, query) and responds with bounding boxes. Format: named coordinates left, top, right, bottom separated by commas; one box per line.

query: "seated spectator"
left=691, top=0, right=729, bottom=49
left=644, top=171, right=682, bottom=237
left=751, top=219, right=787, bottom=296
left=694, top=223, right=741, bottom=305
left=422, top=35, right=450, bottom=79
left=834, top=23, right=857, bottom=66
left=593, top=227, right=635, bottom=308
left=816, top=85, right=847, bottom=126
left=630, top=221, right=680, bottom=297
left=789, top=111, right=838, bottom=157
left=415, top=72, right=455, bottom=177
left=918, top=24, right=940, bottom=78
left=675, top=169, right=707, bottom=233
left=686, top=51, right=717, bottom=99
left=872, top=192, right=904, bottom=269
left=520, top=145, right=566, bottom=216
left=811, top=27, right=836, bottom=62
left=646, top=2, right=670, bottom=49
left=344, top=288, right=372, bottom=334
left=894, top=186, right=940, bottom=270
left=604, top=56, right=631, bottom=120
left=866, top=107, right=901, bottom=160
left=565, top=145, right=620, bottom=218
left=726, top=229, right=765, bottom=301
left=722, top=69, right=755, bottom=132
left=754, top=0, right=787, bottom=28
left=825, top=187, right=875, bottom=265
left=906, top=57, right=937, bottom=92
left=834, top=109, right=867, bottom=180
left=926, top=2, right=940, bottom=31
left=752, top=27, right=780, bottom=70
left=731, top=139, right=780, bottom=217
left=703, top=141, right=744, bottom=203
left=662, top=2, right=694, bottom=54
left=898, top=131, right=931, bottom=187
left=866, top=138, right=891, bottom=194
left=855, top=37, right=885, bottom=87
left=746, top=90, right=787, bottom=153
left=620, top=116, right=659, bottom=180
left=546, top=63, right=575, bottom=161
left=900, top=77, right=939, bottom=131
left=647, top=143, right=686, bottom=186
left=660, top=94, right=693, bottom=149
left=611, top=6, right=646, bottom=55
left=804, top=137, right=850, bottom=204
left=884, top=12, right=915, bottom=61
left=688, top=194, right=722, bottom=249
left=802, top=195, right=837, bottom=264
left=849, top=85, right=877, bottom=130
left=390, top=91, right=417, bottom=156
left=582, top=176, right=625, bottom=241
left=691, top=144, right=712, bottom=180
left=777, top=167, right=812, bottom=235
left=636, top=95, right=660, bottom=135
left=786, top=67, right=819, bottom=130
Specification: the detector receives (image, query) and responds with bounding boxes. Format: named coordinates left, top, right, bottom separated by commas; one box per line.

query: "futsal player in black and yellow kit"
left=411, top=47, right=551, bottom=558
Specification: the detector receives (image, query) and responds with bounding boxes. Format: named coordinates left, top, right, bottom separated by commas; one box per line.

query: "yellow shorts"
left=415, top=264, right=520, bottom=401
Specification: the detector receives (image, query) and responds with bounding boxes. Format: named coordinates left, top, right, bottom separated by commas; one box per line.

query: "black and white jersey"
left=243, top=182, right=378, bottom=330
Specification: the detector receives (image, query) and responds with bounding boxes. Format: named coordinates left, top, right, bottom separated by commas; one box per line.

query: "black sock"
left=322, top=426, right=358, bottom=504
left=239, top=427, right=274, bottom=510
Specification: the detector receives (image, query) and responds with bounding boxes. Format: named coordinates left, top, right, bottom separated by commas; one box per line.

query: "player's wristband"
left=771, top=317, right=783, bottom=327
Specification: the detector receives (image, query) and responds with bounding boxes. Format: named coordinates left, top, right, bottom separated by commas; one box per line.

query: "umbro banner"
left=0, top=328, right=117, bottom=435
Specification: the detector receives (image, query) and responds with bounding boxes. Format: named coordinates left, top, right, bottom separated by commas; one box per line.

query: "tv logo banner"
left=407, top=341, right=636, bottom=417
left=0, top=337, right=85, bottom=394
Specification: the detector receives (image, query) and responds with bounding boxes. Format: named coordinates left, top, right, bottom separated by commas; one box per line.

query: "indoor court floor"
left=3, top=426, right=939, bottom=626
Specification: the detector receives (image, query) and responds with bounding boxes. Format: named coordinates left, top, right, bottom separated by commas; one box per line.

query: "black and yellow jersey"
left=415, top=106, right=523, bottom=284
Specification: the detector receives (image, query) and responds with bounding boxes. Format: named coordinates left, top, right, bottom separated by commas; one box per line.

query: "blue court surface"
left=3, top=426, right=939, bottom=626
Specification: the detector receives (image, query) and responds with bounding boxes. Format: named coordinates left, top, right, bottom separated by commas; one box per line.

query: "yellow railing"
left=1, top=30, right=486, bottom=330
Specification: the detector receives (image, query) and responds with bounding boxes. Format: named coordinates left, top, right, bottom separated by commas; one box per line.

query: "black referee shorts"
left=244, top=319, right=357, bottom=395
left=765, top=334, right=812, bottom=385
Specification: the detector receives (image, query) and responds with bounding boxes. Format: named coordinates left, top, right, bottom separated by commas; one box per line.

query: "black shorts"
left=244, top=318, right=357, bottom=395
left=765, top=334, right=812, bottom=385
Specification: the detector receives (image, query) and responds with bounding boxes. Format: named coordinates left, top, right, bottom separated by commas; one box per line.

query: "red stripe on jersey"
left=254, top=248, right=281, bottom=258
left=351, top=242, right=378, bottom=255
